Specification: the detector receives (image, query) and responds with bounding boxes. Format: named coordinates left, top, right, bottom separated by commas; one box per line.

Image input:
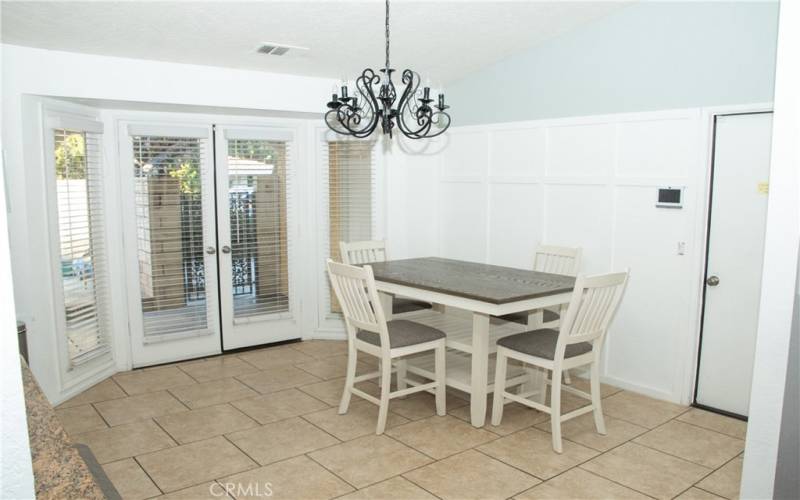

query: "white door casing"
left=696, top=112, right=773, bottom=416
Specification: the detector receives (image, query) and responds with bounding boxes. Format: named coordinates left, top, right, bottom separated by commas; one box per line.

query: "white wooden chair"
left=339, top=240, right=388, bottom=266
left=340, top=240, right=432, bottom=315
left=499, top=245, right=583, bottom=328
left=497, top=245, right=583, bottom=383
left=491, top=270, right=629, bottom=453
left=326, top=259, right=447, bottom=434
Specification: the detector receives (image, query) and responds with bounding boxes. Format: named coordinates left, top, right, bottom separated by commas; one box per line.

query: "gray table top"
left=368, top=257, right=575, bottom=305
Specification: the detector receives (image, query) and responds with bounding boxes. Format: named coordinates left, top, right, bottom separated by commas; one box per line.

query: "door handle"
left=706, top=275, right=720, bottom=286
left=205, top=246, right=216, bottom=255
left=221, top=245, right=232, bottom=254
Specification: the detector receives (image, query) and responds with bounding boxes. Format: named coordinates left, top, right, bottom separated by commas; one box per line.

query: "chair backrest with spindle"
left=326, top=259, right=390, bottom=349
left=556, top=270, right=629, bottom=356
left=534, top=245, right=582, bottom=277
left=340, top=240, right=388, bottom=265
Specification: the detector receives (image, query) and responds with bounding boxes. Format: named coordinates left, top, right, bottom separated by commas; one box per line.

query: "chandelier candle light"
left=325, top=0, right=451, bottom=139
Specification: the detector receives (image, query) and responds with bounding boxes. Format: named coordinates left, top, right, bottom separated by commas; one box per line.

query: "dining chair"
left=491, top=270, right=629, bottom=453
left=339, top=240, right=433, bottom=392
left=339, top=240, right=431, bottom=314
left=496, top=245, right=583, bottom=383
left=498, top=245, right=583, bottom=328
left=326, top=259, right=447, bottom=434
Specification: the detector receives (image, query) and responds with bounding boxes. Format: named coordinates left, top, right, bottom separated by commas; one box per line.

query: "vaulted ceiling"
left=1, top=1, right=630, bottom=83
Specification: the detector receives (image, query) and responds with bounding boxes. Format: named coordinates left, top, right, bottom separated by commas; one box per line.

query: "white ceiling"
left=1, top=1, right=630, bottom=83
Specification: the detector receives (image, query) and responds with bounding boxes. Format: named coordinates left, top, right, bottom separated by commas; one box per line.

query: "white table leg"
left=378, top=292, right=394, bottom=390
left=527, top=309, right=543, bottom=329
left=470, top=312, right=490, bottom=427
left=521, top=309, right=545, bottom=397
left=379, top=292, right=393, bottom=321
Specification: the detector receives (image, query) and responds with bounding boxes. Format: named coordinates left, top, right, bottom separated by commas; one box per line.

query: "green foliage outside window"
left=55, top=132, right=87, bottom=180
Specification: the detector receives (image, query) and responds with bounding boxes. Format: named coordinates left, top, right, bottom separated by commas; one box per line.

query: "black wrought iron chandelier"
left=324, top=0, right=451, bottom=139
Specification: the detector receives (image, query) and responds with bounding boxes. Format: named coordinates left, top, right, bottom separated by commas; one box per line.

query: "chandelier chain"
left=385, top=0, right=390, bottom=71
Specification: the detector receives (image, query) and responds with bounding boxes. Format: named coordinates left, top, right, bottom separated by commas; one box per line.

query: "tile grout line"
left=297, top=413, right=347, bottom=445
left=509, top=424, right=668, bottom=498
left=219, top=433, right=262, bottom=469
left=88, top=401, right=114, bottom=429
left=672, top=416, right=747, bottom=441
left=631, top=435, right=736, bottom=471
left=682, top=451, right=744, bottom=499
left=165, top=387, right=194, bottom=411
left=573, top=438, right=712, bottom=499
left=147, top=417, right=181, bottom=448
left=471, top=447, right=548, bottom=487
left=303, top=451, right=362, bottom=492
left=576, top=467, right=660, bottom=499
left=381, top=431, right=441, bottom=462
left=131, top=454, right=165, bottom=497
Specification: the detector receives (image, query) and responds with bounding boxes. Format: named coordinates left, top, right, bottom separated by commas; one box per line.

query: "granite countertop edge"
left=22, top=359, right=106, bottom=500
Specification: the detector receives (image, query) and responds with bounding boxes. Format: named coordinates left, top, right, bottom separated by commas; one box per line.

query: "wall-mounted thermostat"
left=656, top=187, right=683, bottom=208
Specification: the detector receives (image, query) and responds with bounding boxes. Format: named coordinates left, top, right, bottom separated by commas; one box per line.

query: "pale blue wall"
left=446, top=1, right=779, bottom=125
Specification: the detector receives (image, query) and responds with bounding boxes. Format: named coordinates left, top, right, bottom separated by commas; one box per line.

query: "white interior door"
left=696, top=112, right=773, bottom=416
left=215, top=126, right=301, bottom=350
left=122, top=124, right=222, bottom=367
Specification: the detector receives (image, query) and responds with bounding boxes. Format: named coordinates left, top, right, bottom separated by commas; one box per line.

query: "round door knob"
left=221, top=245, right=232, bottom=254
left=706, top=275, right=720, bottom=286
left=205, top=246, right=216, bottom=255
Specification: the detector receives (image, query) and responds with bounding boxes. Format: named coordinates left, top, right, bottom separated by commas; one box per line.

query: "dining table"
left=367, top=257, right=576, bottom=427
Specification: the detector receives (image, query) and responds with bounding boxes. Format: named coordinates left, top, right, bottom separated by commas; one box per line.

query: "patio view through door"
left=122, top=123, right=299, bottom=367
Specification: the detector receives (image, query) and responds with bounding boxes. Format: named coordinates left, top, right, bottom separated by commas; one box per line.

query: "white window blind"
left=132, top=134, right=211, bottom=338
left=226, top=138, right=291, bottom=318
left=322, top=139, right=376, bottom=313
left=53, top=128, right=112, bottom=367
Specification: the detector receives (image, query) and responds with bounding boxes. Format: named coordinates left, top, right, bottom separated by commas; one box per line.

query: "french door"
left=214, top=127, right=298, bottom=351
left=121, top=122, right=300, bottom=367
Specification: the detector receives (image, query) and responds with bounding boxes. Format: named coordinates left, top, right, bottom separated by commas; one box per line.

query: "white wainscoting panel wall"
left=386, top=108, right=705, bottom=404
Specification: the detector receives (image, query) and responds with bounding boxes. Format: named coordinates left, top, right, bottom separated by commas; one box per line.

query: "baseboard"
left=600, top=374, right=680, bottom=404
left=53, top=360, right=118, bottom=406
left=307, top=330, right=347, bottom=341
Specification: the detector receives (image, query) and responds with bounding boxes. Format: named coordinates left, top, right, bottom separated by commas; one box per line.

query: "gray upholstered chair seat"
left=497, top=308, right=560, bottom=325
left=392, top=297, right=432, bottom=314
left=357, top=319, right=446, bottom=349
left=496, top=329, right=592, bottom=360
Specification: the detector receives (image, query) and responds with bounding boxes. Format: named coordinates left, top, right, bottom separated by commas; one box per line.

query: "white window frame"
left=33, top=100, right=118, bottom=401
left=312, top=127, right=385, bottom=337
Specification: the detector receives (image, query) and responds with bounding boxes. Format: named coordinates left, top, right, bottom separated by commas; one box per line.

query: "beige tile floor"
left=58, top=340, right=746, bottom=500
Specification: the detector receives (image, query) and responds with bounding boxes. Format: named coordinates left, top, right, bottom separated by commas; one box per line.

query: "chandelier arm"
left=395, top=70, right=423, bottom=136
left=356, top=68, right=381, bottom=122
left=395, top=70, right=450, bottom=139
left=325, top=69, right=381, bottom=138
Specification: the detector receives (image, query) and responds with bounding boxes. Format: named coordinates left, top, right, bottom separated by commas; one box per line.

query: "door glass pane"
left=132, top=136, right=209, bottom=337
left=54, top=128, right=111, bottom=366
left=227, top=139, right=290, bottom=318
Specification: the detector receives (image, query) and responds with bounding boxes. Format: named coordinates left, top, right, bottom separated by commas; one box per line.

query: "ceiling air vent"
left=257, top=42, right=308, bottom=56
